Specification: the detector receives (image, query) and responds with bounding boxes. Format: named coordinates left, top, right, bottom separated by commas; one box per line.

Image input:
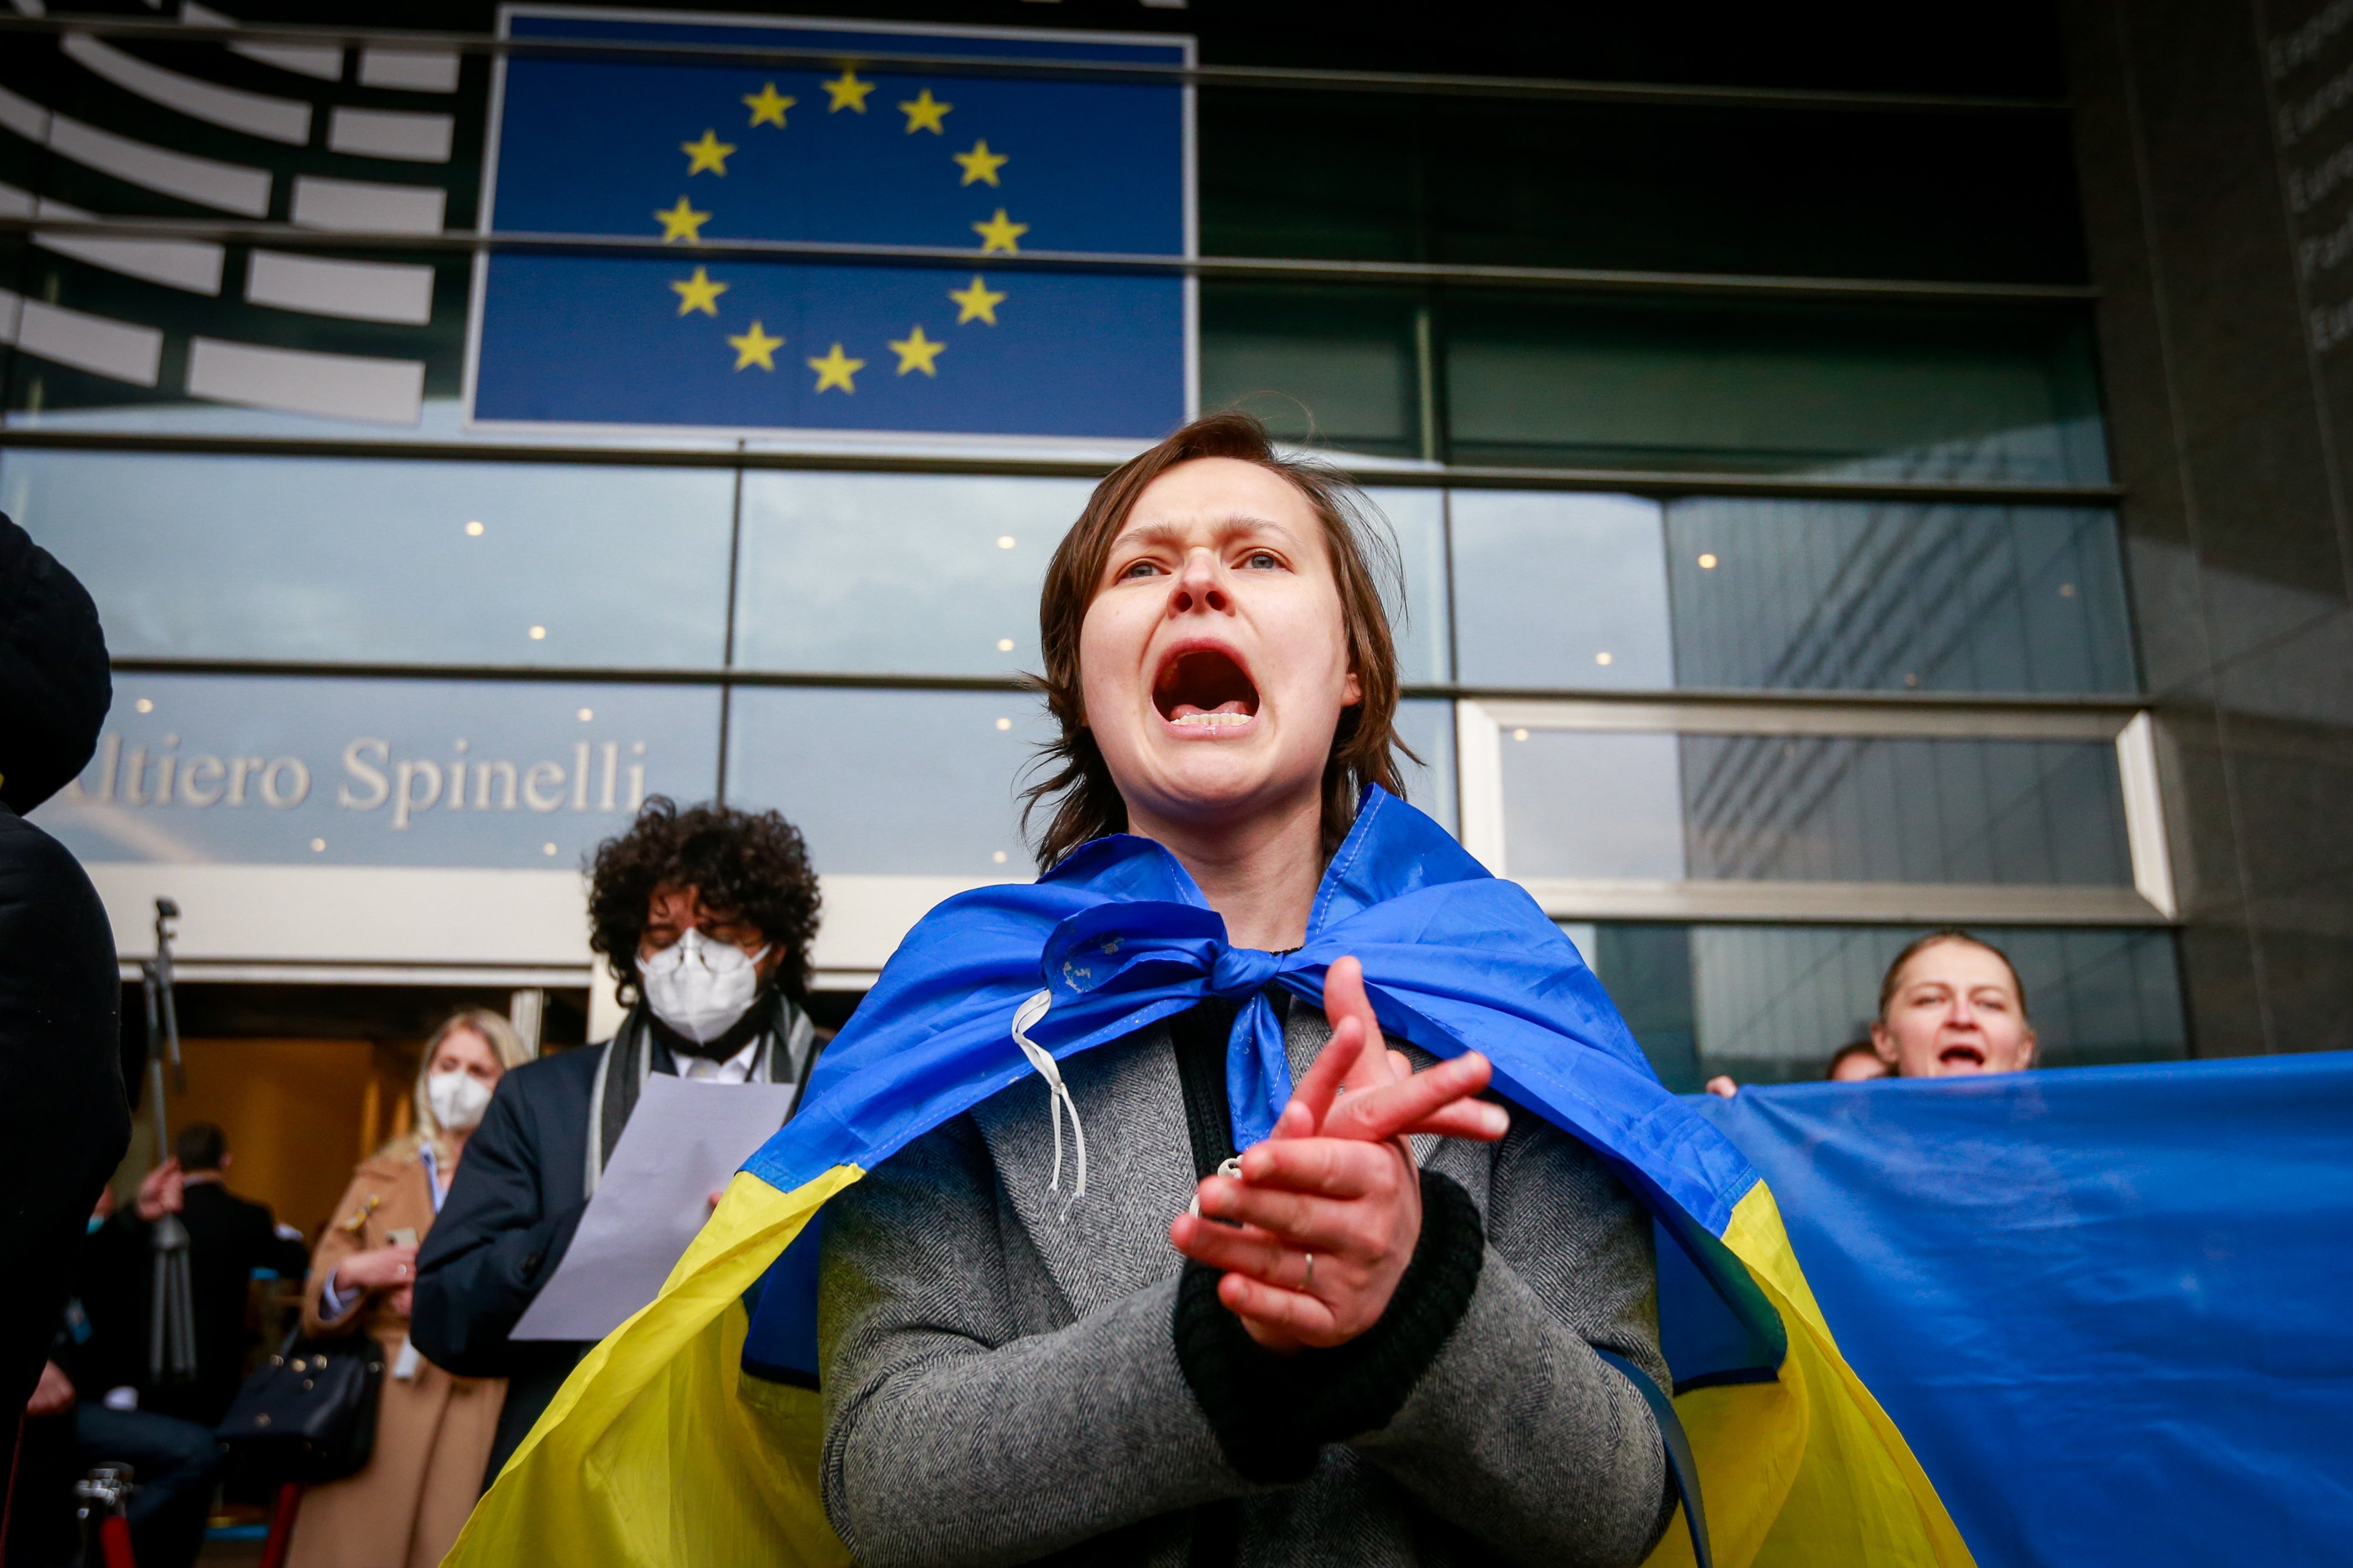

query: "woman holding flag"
left=443, top=416, right=1973, bottom=1568
left=812, top=415, right=1675, bottom=1566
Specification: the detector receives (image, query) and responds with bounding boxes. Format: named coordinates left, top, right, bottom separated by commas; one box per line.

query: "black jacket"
left=0, top=805, right=128, bottom=1465
left=411, top=1042, right=604, bottom=1481
left=0, top=513, right=126, bottom=1483
left=106, top=1181, right=308, bottom=1425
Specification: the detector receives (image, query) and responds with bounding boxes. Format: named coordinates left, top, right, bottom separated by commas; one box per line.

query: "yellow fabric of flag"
left=442, top=1172, right=1970, bottom=1568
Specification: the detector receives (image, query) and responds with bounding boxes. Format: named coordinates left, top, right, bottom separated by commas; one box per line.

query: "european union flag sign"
left=468, top=9, right=1193, bottom=441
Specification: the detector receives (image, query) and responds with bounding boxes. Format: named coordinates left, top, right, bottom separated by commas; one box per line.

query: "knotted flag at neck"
left=443, top=785, right=1976, bottom=1568
left=737, top=785, right=1751, bottom=1242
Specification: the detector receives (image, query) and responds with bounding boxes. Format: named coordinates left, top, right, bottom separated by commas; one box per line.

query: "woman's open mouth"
left=1154, top=646, right=1259, bottom=732
left=1938, top=1042, right=1988, bottom=1070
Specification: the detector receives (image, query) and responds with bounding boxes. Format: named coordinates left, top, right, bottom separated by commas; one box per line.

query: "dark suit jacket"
left=109, top=1179, right=308, bottom=1425
left=0, top=803, right=128, bottom=1482
left=411, top=1042, right=603, bottom=1482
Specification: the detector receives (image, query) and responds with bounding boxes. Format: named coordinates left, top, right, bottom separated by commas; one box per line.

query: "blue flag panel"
left=1697, top=1055, right=2353, bottom=1567
left=469, top=9, right=1191, bottom=439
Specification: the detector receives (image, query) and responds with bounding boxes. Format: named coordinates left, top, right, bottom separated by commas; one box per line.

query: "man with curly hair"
left=412, top=798, right=824, bottom=1483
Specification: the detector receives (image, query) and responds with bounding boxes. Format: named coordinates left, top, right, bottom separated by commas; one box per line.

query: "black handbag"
left=215, top=1329, right=386, bottom=1484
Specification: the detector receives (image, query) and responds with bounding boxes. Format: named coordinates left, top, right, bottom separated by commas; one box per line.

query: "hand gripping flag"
left=442, top=788, right=1973, bottom=1568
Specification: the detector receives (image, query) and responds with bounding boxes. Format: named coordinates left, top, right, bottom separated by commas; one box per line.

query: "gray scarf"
left=583, top=992, right=817, bottom=1198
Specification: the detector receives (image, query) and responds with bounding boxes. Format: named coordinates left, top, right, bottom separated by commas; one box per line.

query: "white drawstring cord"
left=1012, top=990, right=1088, bottom=1204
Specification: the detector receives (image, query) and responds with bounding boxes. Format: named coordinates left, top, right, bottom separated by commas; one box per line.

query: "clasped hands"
left=1168, top=957, right=1505, bottom=1353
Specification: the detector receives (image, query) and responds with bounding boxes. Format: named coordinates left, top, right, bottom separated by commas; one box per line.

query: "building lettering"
left=339, top=738, right=391, bottom=810
left=61, top=731, right=647, bottom=826
left=2310, top=295, right=2353, bottom=352
left=2280, top=53, right=2353, bottom=145
left=2288, top=138, right=2353, bottom=212
left=262, top=758, right=310, bottom=809
left=65, top=733, right=318, bottom=810
left=2303, top=201, right=2353, bottom=275
left=2271, top=0, right=2353, bottom=81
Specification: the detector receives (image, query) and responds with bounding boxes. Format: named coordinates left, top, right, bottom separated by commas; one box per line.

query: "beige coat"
left=285, top=1149, right=504, bottom=1568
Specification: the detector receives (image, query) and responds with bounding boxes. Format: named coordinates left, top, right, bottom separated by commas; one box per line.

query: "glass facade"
left=1, top=452, right=737, bottom=667
left=1664, top=500, right=2138, bottom=694
left=1449, top=491, right=2138, bottom=694
left=1, top=9, right=2185, bottom=1086
left=733, top=473, right=1089, bottom=678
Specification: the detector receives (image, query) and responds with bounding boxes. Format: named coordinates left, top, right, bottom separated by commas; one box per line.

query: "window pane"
left=1589, top=923, right=1702, bottom=1090
left=1665, top=500, right=2138, bottom=694
left=1425, top=104, right=2083, bottom=282
left=725, top=687, right=1050, bottom=877
left=1681, top=735, right=2129, bottom=884
left=1503, top=730, right=2132, bottom=886
left=733, top=473, right=1090, bottom=676
left=1391, top=697, right=1457, bottom=836
left=1201, top=93, right=2083, bottom=284
left=2, top=452, right=735, bottom=668
left=1200, top=284, right=1421, bottom=459
left=1503, top=731, right=1687, bottom=879
left=1200, top=94, right=1424, bottom=263
left=1443, top=296, right=2108, bottom=482
left=1363, top=487, right=1451, bottom=687
left=1450, top=491, right=1672, bottom=689
left=31, top=673, right=719, bottom=868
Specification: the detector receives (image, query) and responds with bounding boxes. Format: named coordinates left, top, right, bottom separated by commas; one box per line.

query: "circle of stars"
left=656, top=64, right=1026, bottom=396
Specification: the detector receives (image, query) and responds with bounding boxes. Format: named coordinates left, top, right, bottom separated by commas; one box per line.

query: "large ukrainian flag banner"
left=445, top=790, right=1973, bottom=1567
left=466, top=8, right=1190, bottom=439
left=1698, top=1052, right=2353, bottom=1565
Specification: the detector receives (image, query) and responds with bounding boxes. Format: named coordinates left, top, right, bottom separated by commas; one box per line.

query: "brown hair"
left=1876, top=930, right=2031, bottom=1024
left=1023, top=411, right=1413, bottom=869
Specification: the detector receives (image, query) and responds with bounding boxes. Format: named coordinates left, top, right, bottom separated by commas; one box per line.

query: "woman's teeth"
left=1172, top=704, right=1252, bottom=727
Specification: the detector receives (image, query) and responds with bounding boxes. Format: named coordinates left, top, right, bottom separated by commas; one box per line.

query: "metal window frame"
left=0, top=214, right=2099, bottom=306
left=0, top=429, right=2123, bottom=509
left=0, top=14, right=2072, bottom=117
left=1456, top=696, right=2177, bottom=925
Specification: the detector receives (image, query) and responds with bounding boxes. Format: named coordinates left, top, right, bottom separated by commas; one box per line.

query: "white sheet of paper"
left=510, top=1074, right=796, bottom=1341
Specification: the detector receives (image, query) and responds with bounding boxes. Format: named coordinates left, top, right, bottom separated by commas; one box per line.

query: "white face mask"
left=427, top=1068, right=494, bottom=1132
left=639, top=927, right=770, bottom=1045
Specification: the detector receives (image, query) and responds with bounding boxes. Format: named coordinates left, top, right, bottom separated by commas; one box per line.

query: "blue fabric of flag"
left=738, top=785, right=1771, bottom=1380
left=1695, top=1056, right=2353, bottom=1566
left=472, top=10, right=1189, bottom=438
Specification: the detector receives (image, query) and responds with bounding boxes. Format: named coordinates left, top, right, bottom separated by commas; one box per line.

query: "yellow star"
left=680, top=129, right=736, bottom=176
left=953, top=139, right=1008, bottom=186
left=742, top=82, right=796, bottom=127
left=727, top=320, right=784, bottom=371
left=949, top=274, right=1006, bottom=326
left=972, top=208, right=1028, bottom=254
left=823, top=68, right=874, bottom=113
left=888, top=324, right=945, bottom=376
left=807, top=342, right=865, bottom=393
left=899, top=87, right=952, bottom=134
left=653, top=196, right=710, bottom=243
left=670, top=266, right=728, bottom=316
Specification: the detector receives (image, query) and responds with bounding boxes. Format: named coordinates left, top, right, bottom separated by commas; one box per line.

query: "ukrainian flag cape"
left=443, top=788, right=1970, bottom=1568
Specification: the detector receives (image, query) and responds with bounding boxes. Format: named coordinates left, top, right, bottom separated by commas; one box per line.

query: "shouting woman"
left=813, top=413, right=1675, bottom=1567
left=442, top=414, right=1965, bottom=1568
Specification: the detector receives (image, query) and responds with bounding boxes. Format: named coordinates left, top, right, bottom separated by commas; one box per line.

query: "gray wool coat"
left=817, top=996, right=1675, bottom=1568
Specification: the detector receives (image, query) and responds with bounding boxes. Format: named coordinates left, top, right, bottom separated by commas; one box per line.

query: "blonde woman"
left=286, top=1009, right=531, bottom=1568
